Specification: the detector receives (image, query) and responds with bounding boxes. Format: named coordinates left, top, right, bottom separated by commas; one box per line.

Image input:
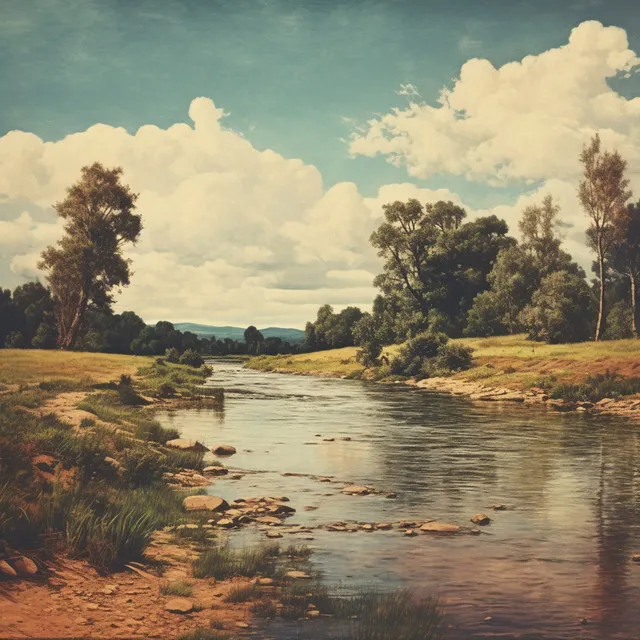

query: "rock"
left=385, top=492, right=398, bottom=499
left=471, top=513, right=491, bottom=526
left=307, top=609, right=320, bottom=618
left=166, top=439, right=209, bottom=452
left=0, top=560, right=17, bottom=577
left=183, top=495, right=229, bottom=512
left=404, top=529, right=418, bottom=536
left=165, top=598, right=194, bottom=614
left=361, top=524, right=373, bottom=531
left=257, top=578, right=274, bottom=586
left=304, top=505, right=318, bottom=511
left=213, top=444, right=237, bottom=456
left=255, top=516, right=282, bottom=525
left=203, top=466, right=228, bottom=475
left=323, top=438, right=335, bottom=442
left=342, top=485, right=370, bottom=496
left=236, top=622, right=250, bottom=629
left=270, top=503, right=296, bottom=515
left=86, top=603, right=99, bottom=611
left=375, top=523, right=393, bottom=530
left=491, top=504, right=507, bottom=511
left=319, top=477, right=332, bottom=483
left=266, top=531, right=283, bottom=539
left=632, top=554, right=640, bottom=563
left=217, top=518, right=234, bottom=528
left=342, top=437, right=352, bottom=441
left=230, top=474, right=243, bottom=480
left=420, top=522, right=461, bottom=534
left=13, top=556, right=38, bottom=575
left=285, top=570, right=311, bottom=579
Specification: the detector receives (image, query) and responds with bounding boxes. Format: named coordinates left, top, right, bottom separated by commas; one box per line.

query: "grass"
left=224, top=583, right=257, bottom=602
left=0, top=349, right=151, bottom=385
left=192, top=544, right=284, bottom=580
left=248, top=335, right=640, bottom=395
left=137, top=360, right=214, bottom=397
left=161, top=580, right=195, bottom=597
left=178, top=630, right=231, bottom=640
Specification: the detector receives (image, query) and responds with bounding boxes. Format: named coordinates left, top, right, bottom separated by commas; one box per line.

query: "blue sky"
left=1, top=0, right=639, bottom=325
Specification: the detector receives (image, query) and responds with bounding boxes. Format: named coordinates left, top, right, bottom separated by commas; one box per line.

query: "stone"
left=166, top=439, right=209, bottom=452
left=319, top=477, right=332, bottom=483
left=420, top=522, right=461, bottom=534
left=375, top=523, right=393, bottom=530
left=323, top=438, right=335, bottom=442
left=165, top=598, right=194, bottom=614
left=183, top=495, right=229, bottom=512
left=257, top=578, right=274, bottom=586
left=342, top=485, right=370, bottom=496
left=86, top=603, right=99, bottom=611
left=307, top=609, right=320, bottom=618
left=0, top=560, right=17, bottom=577
left=13, top=556, right=38, bottom=575
left=203, top=466, right=228, bottom=475
left=304, top=505, right=318, bottom=511
left=266, top=531, right=283, bottom=539
left=236, top=622, right=250, bottom=629
left=270, top=502, right=296, bottom=515
left=361, top=524, right=373, bottom=531
left=404, top=529, right=418, bottom=536
left=471, top=513, right=491, bottom=526
left=632, top=554, right=640, bottom=563
left=255, top=516, right=282, bottom=525
left=217, top=518, right=235, bottom=528
left=213, top=444, right=237, bottom=456
left=492, top=504, right=507, bottom=511
left=285, top=570, right=311, bottom=579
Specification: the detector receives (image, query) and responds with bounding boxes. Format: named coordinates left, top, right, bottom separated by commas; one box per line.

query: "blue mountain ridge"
left=173, top=323, right=305, bottom=343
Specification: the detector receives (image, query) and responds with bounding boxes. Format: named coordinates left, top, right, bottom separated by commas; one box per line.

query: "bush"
left=121, top=447, right=166, bottom=487
left=519, top=271, right=595, bottom=343
left=421, top=343, right=473, bottom=377
left=179, top=349, right=204, bottom=368
left=117, top=374, right=145, bottom=406
left=157, top=382, right=176, bottom=398
left=546, top=371, right=640, bottom=403
left=165, top=347, right=180, bottom=363
left=391, top=332, right=448, bottom=377
left=192, top=544, right=282, bottom=580
left=161, top=580, right=194, bottom=597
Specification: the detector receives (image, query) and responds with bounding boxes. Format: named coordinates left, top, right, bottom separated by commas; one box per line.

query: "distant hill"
left=173, top=323, right=305, bottom=343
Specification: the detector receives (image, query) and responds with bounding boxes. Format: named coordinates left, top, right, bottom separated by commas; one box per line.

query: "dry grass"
left=247, top=335, right=640, bottom=390
left=0, top=349, right=153, bottom=386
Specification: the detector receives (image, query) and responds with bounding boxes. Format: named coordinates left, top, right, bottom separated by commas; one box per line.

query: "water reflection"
left=157, top=360, right=640, bottom=639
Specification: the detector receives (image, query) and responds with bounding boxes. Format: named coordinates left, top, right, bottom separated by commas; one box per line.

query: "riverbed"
left=157, top=359, right=640, bottom=639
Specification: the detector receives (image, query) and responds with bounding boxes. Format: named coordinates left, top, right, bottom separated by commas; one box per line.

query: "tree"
left=244, top=325, right=264, bottom=355
left=12, top=281, right=56, bottom=346
left=610, top=200, right=640, bottom=337
left=353, top=313, right=383, bottom=368
left=370, top=199, right=511, bottom=336
left=519, top=271, right=595, bottom=344
left=578, top=134, right=632, bottom=341
left=39, top=163, right=142, bottom=349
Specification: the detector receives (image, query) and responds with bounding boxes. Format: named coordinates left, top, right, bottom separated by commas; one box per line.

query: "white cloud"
left=349, top=21, right=640, bottom=184
left=0, top=98, right=380, bottom=326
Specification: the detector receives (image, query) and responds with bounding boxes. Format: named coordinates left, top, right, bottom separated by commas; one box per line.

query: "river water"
left=157, top=359, right=640, bottom=639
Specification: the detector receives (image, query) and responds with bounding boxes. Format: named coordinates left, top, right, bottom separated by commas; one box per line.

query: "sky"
left=1, top=0, right=639, bottom=328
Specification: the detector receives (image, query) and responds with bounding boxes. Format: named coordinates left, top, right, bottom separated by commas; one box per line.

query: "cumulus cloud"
left=349, top=21, right=640, bottom=184
left=0, top=98, right=381, bottom=326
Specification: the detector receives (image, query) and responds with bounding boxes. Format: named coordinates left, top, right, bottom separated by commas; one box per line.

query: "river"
left=157, top=359, right=640, bottom=639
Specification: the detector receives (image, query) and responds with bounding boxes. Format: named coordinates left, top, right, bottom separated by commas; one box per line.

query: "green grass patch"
left=545, top=371, right=640, bottom=402
left=192, top=543, right=284, bottom=580
left=160, top=580, right=194, bottom=597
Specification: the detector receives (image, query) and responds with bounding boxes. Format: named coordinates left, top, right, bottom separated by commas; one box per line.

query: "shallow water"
left=157, top=360, right=640, bottom=639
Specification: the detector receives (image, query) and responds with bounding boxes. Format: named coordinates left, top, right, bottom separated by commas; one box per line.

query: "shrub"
left=192, top=544, right=281, bottom=580
left=224, top=583, right=257, bottom=603
left=546, top=371, right=640, bottom=402
left=157, top=382, right=177, bottom=398
left=421, top=343, right=473, bottom=378
left=165, top=347, right=180, bottom=363
left=180, top=349, right=204, bottom=368
left=121, top=447, right=166, bottom=487
left=117, top=374, right=145, bottom=406
left=391, top=332, right=448, bottom=377
left=251, top=599, right=277, bottom=618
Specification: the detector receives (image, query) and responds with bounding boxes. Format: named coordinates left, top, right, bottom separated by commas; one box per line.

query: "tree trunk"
left=60, top=288, right=89, bottom=350
left=631, top=272, right=638, bottom=339
left=595, top=250, right=606, bottom=342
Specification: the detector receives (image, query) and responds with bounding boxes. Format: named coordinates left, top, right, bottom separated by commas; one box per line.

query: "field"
left=0, top=349, right=152, bottom=386
left=248, top=335, right=640, bottom=390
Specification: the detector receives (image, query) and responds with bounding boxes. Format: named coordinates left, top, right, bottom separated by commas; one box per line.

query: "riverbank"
left=247, top=335, right=640, bottom=422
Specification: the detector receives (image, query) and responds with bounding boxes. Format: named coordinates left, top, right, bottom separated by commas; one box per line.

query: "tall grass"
left=192, top=544, right=282, bottom=580
left=546, top=371, right=640, bottom=402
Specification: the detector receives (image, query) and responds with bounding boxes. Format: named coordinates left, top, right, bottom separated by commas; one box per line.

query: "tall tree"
left=610, top=200, right=640, bottom=337
left=578, top=134, right=632, bottom=341
left=244, top=325, right=264, bottom=354
left=39, top=163, right=141, bottom=349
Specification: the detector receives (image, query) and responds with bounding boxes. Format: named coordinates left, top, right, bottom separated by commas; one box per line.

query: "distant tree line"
left=303, top=134, right=640, bottom=368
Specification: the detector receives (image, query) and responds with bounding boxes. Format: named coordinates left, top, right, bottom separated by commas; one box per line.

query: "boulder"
left=0, top=560, right=17, bottom=577
left=420, top=522, right=461, bottom=534
left=257, top=578, right=274, bottom=586
left=13, top=556, right=38, bottom=576
left=285, top=570, right=311, bottom=579
left=342, top=485, right=370, bottom=496
left=203, top=466, right=228, bottom=476
left=165, top=598, right=194, bottom=614
left=212, top=445, right=236, bottom=456
left=183, top=495, right=229, bottom=512
left=266, top=531, right=283, bottom=539
left=166, top=439, right=209, bottom=452
left=471, top=513, right=491, bottom=526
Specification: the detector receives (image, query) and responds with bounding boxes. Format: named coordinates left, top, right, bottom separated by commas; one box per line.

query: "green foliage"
left=4, top=330, right=26, bottom=348
left=192, top=544, right=283, bottom=580
left=39, top=163, right=142, bottom=349
left=520, top=271, right=596, bottom=343
left=544, top=371, right=640, bottom=403
left=165, top=347, right=180, bottom=363
left=121, top=446, right=166, bottom=487
left=604, top=300, right=634, bottom=340
left=179, top=348, right=204, bottom=368
left=305, top=305, right=364, bottom=351
left=391, top=332, right=448, bottom=377
left=353, top=313, right=383, bottom=367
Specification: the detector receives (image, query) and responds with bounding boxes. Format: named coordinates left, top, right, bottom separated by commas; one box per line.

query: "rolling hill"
left=173, top=323, right=305, bottom=343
